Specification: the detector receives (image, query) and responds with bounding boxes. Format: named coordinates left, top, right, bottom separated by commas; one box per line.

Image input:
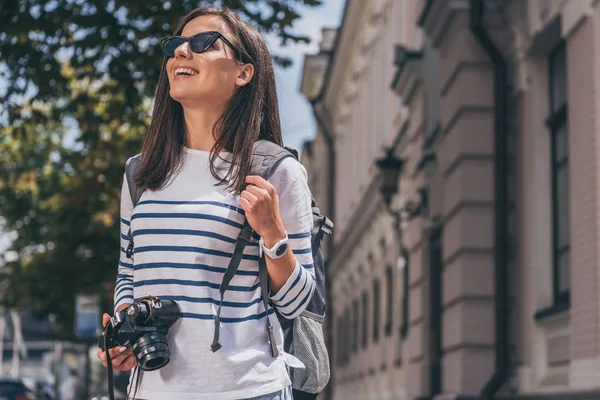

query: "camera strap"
left=103, top=324, right=117, bottom=400
left=211, top=220, right=254, bottom=353
left=258, top=255, right=279, bottom=358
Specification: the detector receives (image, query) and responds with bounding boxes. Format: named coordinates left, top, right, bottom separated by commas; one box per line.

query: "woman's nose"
left=174, top=41, right=192, bottom=59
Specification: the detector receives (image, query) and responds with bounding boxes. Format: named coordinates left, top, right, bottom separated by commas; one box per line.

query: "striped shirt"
left=113, top=147, right=315, bottom=400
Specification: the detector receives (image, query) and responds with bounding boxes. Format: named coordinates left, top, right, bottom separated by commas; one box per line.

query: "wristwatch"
left=259, top=234, right=289, bottom=259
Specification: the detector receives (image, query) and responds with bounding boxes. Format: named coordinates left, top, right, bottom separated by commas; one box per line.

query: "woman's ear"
left=235, top=63, right=254, bottom=87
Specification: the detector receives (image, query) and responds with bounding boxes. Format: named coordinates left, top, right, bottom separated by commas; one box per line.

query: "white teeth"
left=174, top=68, right=199, bottom=76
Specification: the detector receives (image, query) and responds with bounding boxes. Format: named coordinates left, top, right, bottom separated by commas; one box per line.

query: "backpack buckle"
left=126, top=239, right=134, bottom=258
left=321, top=218, right=333, bottom=235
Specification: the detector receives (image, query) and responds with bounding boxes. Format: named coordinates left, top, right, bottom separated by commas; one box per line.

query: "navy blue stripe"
left=120, top=232, right=129, bottom=241
left=134, top=245, right=259, bottom=261
left=117, top=274, right=133, bottom=281
left=138, top=200, right=245, bottom=215
left=292, top=248, right=312, bottom=255
left=142, top=295, right=263, bottom=308
left=302, top=263, right=314, bottom=270
left=118, top=260, right=133, bottom=269
left=133, top=279, right=260, bottom=292
left=131, top=212, right=243, bottom=229
left=181, top=308, right=274, bottom=323
left=274, top=268, right=303, bottom=304
left=279, top=272, right=309, bottom=309
left=288, top=232, right=311, bottom=239
left=114, top=285, right=131, bottom=298
left=280, top=281, right=315, bottom=318
left=131, top=228, right=258, bottom=246
left=135, top=262, right=259, bottom=276
left=115, top=293, right=133, bottom=305
left=120, top=218, right=130, bottom=226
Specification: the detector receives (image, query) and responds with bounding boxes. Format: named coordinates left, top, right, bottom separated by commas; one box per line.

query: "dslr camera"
left=97, top=296, right=181, bottom=371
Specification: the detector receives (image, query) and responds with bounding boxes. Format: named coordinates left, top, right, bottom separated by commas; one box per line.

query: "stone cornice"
left=300, top=52, right=331, bottom=101
left=391, top=45, right=423, bottom=103
left=419, top=0, right=469, bottom=47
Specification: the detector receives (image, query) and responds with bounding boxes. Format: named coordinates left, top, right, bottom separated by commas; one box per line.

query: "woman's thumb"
left=102, top=313, right=111, bottom=327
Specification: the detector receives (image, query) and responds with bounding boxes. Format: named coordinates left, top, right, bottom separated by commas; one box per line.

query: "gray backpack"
left=124, top=140, right=333, bottom=395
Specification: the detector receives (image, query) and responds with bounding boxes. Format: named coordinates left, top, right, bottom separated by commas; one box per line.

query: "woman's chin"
left=169, top=88, right=205, bottom=104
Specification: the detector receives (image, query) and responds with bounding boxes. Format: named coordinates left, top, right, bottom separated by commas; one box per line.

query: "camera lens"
left=131, top=332, right=171, bottom=371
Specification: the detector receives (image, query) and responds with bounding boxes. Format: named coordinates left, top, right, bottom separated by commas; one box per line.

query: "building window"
left=353, top=299, right=360, bottom=353
left=400, top=249, right=410, bottom=338
left=373, top=279, right=380, bottom=342
left=362, top=291, right=369, bottom=349
left=344, top=307, right=351, bottom=364
left=547, top=42, right=570, bottom=309
left=384, top=266, right=393, bottom=336
left=429, top=227, right=443, bottom=395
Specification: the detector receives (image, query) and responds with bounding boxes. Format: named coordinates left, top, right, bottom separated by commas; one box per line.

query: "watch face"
left=276, top=243, right=289, bottom=257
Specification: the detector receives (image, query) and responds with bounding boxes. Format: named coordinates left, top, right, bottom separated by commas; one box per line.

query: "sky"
left=266, top=0, right=346, bottom=154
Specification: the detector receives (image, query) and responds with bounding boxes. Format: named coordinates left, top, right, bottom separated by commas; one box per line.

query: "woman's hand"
left=240, top=176, right=286, bottom=247
left=96, top=313, right=137, bottom=371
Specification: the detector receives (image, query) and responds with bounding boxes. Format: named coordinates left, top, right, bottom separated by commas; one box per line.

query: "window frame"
left=400, top=249, right=410, bottom=339
left=373, top=279, right=380, bottom=343
left=352, top=299, right=360, bottom=353
left=384, top=266, right=393, bottom=336
left=362, top=291, right=369, bottom=349
left=536, top=41, right=571, bottom=319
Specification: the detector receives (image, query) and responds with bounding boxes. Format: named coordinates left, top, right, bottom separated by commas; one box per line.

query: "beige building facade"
left=300, top=0, right=600, bottom=399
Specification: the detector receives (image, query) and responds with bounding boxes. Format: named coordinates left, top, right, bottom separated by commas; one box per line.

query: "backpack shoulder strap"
left=212, top=141, right=295, bottom=357
left=250, top=140, right=296, bottom=180
left=125, top=154, right=144, bottom=207
left=124, top=154, right=143, bottom=259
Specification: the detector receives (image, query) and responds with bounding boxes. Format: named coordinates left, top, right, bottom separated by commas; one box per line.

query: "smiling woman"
left=95, top=6, right=316, bottom=400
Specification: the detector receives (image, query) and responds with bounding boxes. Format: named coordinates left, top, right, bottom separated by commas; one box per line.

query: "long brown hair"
left=136, top=7, right=282, bottom=193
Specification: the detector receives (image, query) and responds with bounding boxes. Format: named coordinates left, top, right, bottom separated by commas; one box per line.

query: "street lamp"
left=375, top=147, right=411, bottom=342
left=375, top=147, right=404, bottom=209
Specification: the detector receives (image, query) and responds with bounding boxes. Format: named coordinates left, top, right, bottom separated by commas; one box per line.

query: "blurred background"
left=0, top=0, right=597, bottom=399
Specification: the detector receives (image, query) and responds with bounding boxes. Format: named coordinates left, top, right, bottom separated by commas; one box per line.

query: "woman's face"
left=166, top=15, right=251, bottom=109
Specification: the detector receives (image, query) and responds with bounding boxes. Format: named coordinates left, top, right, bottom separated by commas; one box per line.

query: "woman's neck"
left=183, top=106, right=223, bottom=151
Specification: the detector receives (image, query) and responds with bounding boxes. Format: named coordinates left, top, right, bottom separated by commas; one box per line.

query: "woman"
left=96, top=6, right=315, bottom=400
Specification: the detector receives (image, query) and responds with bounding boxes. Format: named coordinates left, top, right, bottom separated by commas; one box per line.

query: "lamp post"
left=375, top=147, right=410, bottom=341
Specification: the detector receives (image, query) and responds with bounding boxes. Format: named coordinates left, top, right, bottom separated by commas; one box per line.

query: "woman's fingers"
left=97, top=346, right=133, bottom=369
left=114, top=353, right=137, bottom=371
left=108, top=347, right=132, bottom=365
left=245, top=175, right=275, bottom=195
left=245, top=184, right=270, bottom=200
left=97, top=348, right=107, bottom=366
left=241, top=189, right=258, bottom=203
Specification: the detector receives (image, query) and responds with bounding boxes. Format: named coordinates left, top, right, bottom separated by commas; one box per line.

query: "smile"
left=174, top=67, right=199, bottom=78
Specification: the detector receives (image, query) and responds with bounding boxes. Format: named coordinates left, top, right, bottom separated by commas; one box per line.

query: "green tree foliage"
left=0, top=0, right=322, bottom=336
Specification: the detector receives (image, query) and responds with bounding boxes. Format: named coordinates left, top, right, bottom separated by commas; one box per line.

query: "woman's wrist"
left=261, top=224, right=286, bottom=248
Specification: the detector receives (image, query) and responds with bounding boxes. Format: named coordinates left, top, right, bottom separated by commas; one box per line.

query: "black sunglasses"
left=160, top=31, right=247, bottom=61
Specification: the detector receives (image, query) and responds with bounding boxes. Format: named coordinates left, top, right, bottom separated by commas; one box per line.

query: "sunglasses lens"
left=162, top=37, right=184, bottom=57
left=190, top=33, right=217, bottom=53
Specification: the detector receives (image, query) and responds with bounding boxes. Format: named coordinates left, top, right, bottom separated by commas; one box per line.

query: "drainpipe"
left=469, top=0, right=509, bottom=398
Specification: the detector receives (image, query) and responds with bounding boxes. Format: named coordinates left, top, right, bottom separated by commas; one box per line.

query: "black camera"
left=97, top=297, right=181, bottom=371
